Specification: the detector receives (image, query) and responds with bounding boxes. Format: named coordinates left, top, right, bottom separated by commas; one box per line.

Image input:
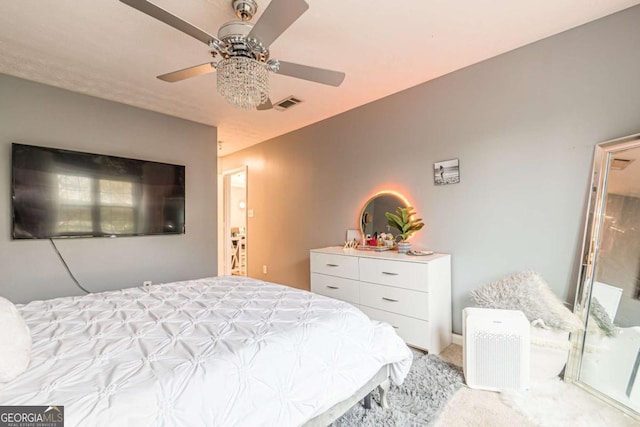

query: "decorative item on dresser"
left=384, top=206, right=424, bottom=254
left=310, top=246, right=452, bottom=354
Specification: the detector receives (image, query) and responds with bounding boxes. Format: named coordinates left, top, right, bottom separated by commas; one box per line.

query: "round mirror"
left=360, top=192, right=409, bottom=238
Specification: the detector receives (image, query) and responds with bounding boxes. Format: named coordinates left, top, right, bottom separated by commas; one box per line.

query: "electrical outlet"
left=262, top=265, right=267, bottom=274
left=143, top=281, right=152, bottom=287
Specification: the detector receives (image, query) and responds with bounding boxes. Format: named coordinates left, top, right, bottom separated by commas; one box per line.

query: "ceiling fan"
left=120, top=0, right=346, bottom=110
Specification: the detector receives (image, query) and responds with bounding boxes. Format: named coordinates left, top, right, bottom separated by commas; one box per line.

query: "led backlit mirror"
left=360, top=192, right=408, bottom=237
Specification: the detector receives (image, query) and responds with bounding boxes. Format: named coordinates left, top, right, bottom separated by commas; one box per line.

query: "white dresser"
left=310, top=246, right=451, bottom=354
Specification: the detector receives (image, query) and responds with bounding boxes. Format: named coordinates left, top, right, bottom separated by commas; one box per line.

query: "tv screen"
left=11, top=143, right=185, bottom=239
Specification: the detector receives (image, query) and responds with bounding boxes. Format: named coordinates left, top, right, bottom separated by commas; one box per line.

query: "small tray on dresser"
left=357, top=245, right=394, bottom=251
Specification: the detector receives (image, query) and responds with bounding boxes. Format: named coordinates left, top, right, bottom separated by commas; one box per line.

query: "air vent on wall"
left=274, top=96, right=302, bottom=111
left=611, top=158, right=634, bottom=170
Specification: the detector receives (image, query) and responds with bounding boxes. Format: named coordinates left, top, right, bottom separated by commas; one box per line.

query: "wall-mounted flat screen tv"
left=11, top=143, right=185, bottom=239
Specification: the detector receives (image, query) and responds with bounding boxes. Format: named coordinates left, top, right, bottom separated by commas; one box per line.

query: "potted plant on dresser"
left=384, top=206, right=424, bottom=253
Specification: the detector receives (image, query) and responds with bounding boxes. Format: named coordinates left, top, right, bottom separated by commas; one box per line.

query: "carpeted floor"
left=435, top=344, right=638, bottom=427
left=329, top=344, right=639, bottom=426
left=331, top=353, right=464, bottom=426
left=433, top=344, right=535, bottom=427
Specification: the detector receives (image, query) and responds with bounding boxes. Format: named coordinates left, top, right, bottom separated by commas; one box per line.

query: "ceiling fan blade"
left=256, top=98, right=273, bottom=111
left=157, top=63, right=215, bottom=82
left=276, top=61, right=345, bottom=87
left=247, top=0, right=309, bottom=48
left=120, top=0, right=220, bottom=45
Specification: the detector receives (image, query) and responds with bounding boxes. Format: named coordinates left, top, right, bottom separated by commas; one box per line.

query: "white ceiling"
left=1, top=1, right=638, bottom=156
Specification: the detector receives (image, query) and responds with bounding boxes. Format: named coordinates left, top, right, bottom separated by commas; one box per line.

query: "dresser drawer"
left=311, top=273, right=359, bottom=304
left=359, top=258, right=428, bottom=291
left=360, top=282, right=428, bottom=320
left=360, top=306, right=430, bottom=350
left=310, top=252, right=359, bottom=279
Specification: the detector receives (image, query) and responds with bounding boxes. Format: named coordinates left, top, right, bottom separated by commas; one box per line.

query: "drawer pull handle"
left=382, top=297, right=399, bottom=302
left=392, top=325, right=399, bottom=329
left=326, top=263, right=339, bottom=267
left=326, top=285, right=340, bottom=290
left=382, top=272, right=399, bottom=276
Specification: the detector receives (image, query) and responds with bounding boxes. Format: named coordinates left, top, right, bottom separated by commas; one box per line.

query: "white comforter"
left=0, top=276, right=412, bottom=426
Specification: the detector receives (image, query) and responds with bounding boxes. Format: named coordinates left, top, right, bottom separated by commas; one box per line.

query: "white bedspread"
left=0, top=276, right=412, bottom=426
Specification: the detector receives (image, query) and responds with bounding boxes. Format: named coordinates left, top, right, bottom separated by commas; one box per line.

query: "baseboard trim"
left=451, top=333, right=463, bottom=346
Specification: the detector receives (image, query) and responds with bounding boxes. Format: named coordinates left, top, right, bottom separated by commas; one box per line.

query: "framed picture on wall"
left=434, top=159, right=460, bottom=185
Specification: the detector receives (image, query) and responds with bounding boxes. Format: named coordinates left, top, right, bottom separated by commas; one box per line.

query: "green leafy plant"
left=384, top=206, right=425, bottom=242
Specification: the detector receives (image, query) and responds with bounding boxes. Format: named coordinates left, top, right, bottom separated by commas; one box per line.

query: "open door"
left=222, top=167, right=248, bottom=276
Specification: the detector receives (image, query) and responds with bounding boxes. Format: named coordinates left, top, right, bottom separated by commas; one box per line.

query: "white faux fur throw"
left=471, top=270, right=582, bottom=332
left=0, top=296, right=31, bottom=382
left=501, top=378, right=637, bottom=427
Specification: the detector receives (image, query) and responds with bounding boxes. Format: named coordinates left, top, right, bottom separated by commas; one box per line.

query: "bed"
left=0, top=276, right=412, bottom=426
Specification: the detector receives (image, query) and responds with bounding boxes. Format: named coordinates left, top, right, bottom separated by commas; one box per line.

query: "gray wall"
left=0, top=74, right=218, bottom=303
left=222, top=6, right=640, bottom=334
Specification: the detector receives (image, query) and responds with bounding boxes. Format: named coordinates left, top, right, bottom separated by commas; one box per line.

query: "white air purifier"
left=463, top=307, right=530, bottom=391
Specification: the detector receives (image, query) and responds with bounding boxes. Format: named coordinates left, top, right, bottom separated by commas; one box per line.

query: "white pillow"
left=0, top=296, right=32, bottom=382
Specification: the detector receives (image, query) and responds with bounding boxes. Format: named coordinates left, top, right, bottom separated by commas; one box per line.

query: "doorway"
left=222, top=167, right=248, bottom=276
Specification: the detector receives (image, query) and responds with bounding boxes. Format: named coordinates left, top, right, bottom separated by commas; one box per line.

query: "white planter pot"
left=397, top=241, right=411, bottom=254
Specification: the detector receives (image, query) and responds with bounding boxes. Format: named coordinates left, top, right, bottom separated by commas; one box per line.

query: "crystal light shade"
left=216, top=57, right=269, bottom=110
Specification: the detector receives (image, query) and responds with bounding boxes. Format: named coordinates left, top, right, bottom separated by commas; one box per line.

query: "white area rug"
left=501, top=379, right=638, bottom=427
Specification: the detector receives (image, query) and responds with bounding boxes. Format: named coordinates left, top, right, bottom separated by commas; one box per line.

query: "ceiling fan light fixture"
left=216, top=56, right=269, bottom=110
left=120, top=0, right=344, bottom=111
